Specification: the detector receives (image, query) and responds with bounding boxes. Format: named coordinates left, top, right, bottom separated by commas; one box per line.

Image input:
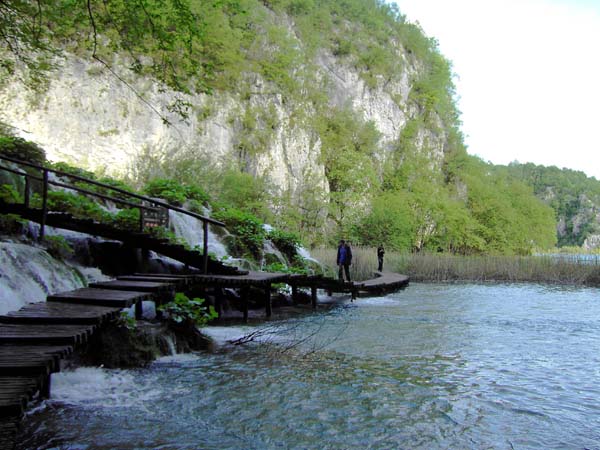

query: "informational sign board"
left=140, top=200, right=169, bottom=229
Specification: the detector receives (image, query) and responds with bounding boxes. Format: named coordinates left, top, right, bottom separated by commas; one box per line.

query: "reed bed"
left=310, top=246, right=600, bottom=285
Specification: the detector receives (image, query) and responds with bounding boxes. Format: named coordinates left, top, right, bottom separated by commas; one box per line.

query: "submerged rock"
left=77, top=321, right=213, bottom=369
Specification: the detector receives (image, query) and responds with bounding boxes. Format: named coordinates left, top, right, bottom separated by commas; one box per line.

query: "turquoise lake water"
left=17, top=283, right=600, bottom=449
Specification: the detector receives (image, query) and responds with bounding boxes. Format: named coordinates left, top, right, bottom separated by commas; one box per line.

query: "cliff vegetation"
left=1, top=0, right=559, bottom=255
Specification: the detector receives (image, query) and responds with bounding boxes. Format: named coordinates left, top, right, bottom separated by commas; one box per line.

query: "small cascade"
left=261, top=239, right=288, bottom=269
left=296, top=245, right=320, bottom=264
left=163, top=335, right=177, bottom=355
left=0, top=241, right=87, bottom=315
left=168, top=209, right=229, bottom=259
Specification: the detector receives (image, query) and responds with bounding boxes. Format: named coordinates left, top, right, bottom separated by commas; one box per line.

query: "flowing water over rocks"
left=16, top=283, right=600, bottom=449
left=0, top=241, right=89, bottom=315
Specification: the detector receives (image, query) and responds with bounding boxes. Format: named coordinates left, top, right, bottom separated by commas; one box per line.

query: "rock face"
left=0, top=41, right=447, bottom=199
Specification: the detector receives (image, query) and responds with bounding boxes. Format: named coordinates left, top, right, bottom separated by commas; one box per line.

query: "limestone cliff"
left=0, top=40, right=447, bottom=201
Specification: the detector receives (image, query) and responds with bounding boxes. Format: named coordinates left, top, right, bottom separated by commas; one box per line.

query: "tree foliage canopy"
left=0, top=0, right=562, bottom=254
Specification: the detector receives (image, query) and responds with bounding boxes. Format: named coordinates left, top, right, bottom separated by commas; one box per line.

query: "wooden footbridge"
left=0, top=155, right=409, bottom=448
left=0, top=270, right=408, bottom=447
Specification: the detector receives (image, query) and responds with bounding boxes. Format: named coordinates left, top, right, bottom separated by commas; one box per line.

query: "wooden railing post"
left=23, top=175, right=30, bottom=208
left=39, top=169, right=49, bottom=241
left=203, top=220, right=209, bottom=274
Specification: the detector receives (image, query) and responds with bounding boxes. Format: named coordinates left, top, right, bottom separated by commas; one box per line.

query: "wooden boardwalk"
left=0, top=269, right=408, bottom=448
left=0, top=276, right=191, bottom=448
left=0, top=202, right=245, bottom=275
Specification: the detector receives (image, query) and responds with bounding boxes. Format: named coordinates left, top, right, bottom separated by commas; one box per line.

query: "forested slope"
left=497, top=162, right=600, bottom=248
left=0, top=0, right=557, bottom=254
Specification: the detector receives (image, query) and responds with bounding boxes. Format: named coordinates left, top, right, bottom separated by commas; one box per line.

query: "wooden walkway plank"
left=0, top=324, right=96, bottom=346
left=116, top=275, right=190, bottom=284
left=89, top=280, right=175, bottom=292
left=187, top=271, right=288, bottom=287
left=0, top=417, right=19, bottom=449
left=47, top=288, right=153, bottom=308
left=0, top=376, right=43, bottom=418
left=0, top=303, right=120, bottom=325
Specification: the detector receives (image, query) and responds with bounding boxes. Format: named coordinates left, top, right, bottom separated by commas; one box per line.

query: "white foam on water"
left=50, top=367, right=162, bottom=408
left=153, top=352, right=202, bottom=364
left=297, top=245, right=320, bottom=263
left=0, top=242, right=86, bottom=315
left=356, top=295, right=401, bottom=306
left=69, top=264, right=111, bottom=283
left=169, top=209, right=228, bottom=259
left=200, top=326, right=256, bottom=345
left=201, top=324, right=295, bottom=347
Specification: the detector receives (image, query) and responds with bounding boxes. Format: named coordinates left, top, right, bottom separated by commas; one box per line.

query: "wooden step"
left=117, top=275, right=188, bottom=284
left=0, top=324, right=95, bottom=346
left=0, top=376, right=43, bottom=418
left=0, top=417, right=19, bottom=449
left=47, top=288, right=153, bottom=308
left=89, top=280, right=175, bottom=292
left=0, top=302, right=120, bottom=325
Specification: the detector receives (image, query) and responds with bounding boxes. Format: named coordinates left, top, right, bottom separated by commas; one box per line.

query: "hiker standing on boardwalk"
left=337, top=240, right=352, bottom=282
left=377, top=244, right=385, bottom=272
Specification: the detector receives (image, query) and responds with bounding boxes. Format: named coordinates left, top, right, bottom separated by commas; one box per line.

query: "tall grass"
left=310, top=246, right=600, bottom=285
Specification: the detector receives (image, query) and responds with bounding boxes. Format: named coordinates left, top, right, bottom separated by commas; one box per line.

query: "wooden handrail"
left=0, top=164, right=159, bottom=212
left=0, top=154, right=225, bottom=227
left=0, top=154, right=224, bottom=273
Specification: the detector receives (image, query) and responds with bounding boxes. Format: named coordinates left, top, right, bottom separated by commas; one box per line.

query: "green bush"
left=0, top=213, right=26, bottom=235
left=267, top=228, right=301, bottom=261
left=51, top=162, right=97, bottom=180
left=144, top=225, right=190, bottom=249
left=0, top=136, right=46, bottom=164
left=212, top=207, right=265, bottom=258
left=158, top=292, right=218, bottom=326
left=143, top=178, right=187, bottom=206
left=32, top=190, right=113, bottom=223
left=263, top=261, right=310, bottom=275
left=184, top=185, right=210, bottom=204
left=43, top=235, right=74, bottom=259
left=0, top=184, right=22, bottom=203
left=114, top=208, right=140, bottom=231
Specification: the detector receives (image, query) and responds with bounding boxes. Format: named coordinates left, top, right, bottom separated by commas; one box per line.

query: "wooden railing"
left=0, top=154, right=225, bottom=273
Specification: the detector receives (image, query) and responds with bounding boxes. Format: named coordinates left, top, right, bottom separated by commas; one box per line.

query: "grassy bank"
left=310, top=247, right=600, bottom=285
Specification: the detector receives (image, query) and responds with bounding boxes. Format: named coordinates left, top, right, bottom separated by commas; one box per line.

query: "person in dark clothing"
left=336, top=240, right=352, bottom=282
left=377, top=244, right=385, bottom=272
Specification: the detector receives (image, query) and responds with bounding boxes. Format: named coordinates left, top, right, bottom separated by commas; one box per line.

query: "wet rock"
left=78, top=321, right=213, bottom=368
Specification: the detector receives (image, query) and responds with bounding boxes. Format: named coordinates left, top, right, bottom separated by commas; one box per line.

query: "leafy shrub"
left=144, top=225, right=190, bottom=249
left=0, top=213, right=26, bottom=235
left=217, top=170, right=271, bottom=219
left=114, top=208, right=140, bottom=231
left=0, top=136, right=46, bottom=164
left=76, top=177, right=136, bottom=202
left=43, top=235, right=74, bottom=259
left=212, top=207, right=265, bottom=258
left=263, top=261, right=309, bottom=275
left=144, top=178, right=210, bottom=208
left=184, top=185, right=210, bottom=204
left=267, top=228, right=301, bottom=261
left=158, top=292, right=218, bottom=326
left=51, top=162, right=96, bottom=180
left=32, top=190, right=113, bottom=223
left=0, top=184, right=22, bottom=203
left=115, top=311, right=137, bottom=330
left=143, top=178, right=187, bottom=206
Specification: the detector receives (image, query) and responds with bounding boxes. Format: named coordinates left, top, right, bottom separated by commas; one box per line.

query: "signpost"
left=140, top=200, right=169, bottom=231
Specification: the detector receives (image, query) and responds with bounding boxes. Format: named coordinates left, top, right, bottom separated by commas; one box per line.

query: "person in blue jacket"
left=336, top=240, right=352, bottom=282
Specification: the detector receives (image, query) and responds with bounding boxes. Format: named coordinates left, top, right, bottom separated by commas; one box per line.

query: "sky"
left=391, top=0, right=600, bottom=179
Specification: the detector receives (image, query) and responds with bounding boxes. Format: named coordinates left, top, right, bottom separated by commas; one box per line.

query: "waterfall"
left=168, top=209, right=229, bottom=259
left=296, top=246, right=320, bottom=263
left=0, top=241, right=88, bottom=315
left=163, top=335, right=177, bottom=355
left=261, top=240, right=287, bottom=269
